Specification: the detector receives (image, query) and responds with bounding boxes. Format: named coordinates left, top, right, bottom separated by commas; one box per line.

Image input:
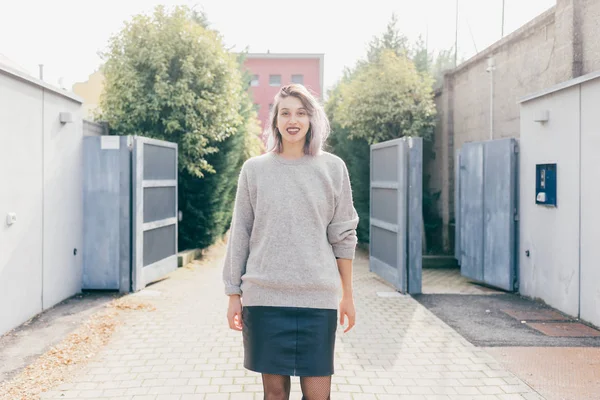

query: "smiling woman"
left=223, top=84, right=359, bottom=399
left=265, top=84, right=330, bottom=158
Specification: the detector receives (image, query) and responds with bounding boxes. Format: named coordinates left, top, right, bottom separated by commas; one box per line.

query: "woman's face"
left=276, top=96, right=310, bottom=146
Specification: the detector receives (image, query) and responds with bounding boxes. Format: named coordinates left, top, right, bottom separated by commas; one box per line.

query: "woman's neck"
left=280, top=139, right=306, bottom=160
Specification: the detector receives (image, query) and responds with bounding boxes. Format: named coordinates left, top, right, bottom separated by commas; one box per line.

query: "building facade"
left=72, top=69, right=104, bottom=120
left=242, top=53, right=324, bottom=140
left=428, top=0, right=600, bottom=254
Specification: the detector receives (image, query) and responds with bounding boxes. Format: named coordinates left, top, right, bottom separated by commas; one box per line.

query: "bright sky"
left=0, top=0, right=555, bottom=92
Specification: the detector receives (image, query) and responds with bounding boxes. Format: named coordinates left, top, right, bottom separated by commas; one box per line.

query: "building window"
left=269, top=75, right=281, bottom=86
left=291, top=74, right=304, bottom=84
left=250, top=75, right=259, bottom=87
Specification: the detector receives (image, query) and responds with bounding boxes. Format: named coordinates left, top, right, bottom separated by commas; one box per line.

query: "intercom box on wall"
left=536, top=163, right=557, bottom=207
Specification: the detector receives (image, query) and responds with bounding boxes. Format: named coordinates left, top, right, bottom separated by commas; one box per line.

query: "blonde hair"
left=265, top=84, right=330, bottom=156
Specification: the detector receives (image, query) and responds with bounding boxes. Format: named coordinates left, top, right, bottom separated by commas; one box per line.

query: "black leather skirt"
left=242, top=306, right=337, bottom=377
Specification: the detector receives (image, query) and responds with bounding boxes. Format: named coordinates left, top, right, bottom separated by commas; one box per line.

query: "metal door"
left=132, top=136, right=179, bottom=291
left=369, top=137, right=422, bottom=294
left=456, top=138, right=518, bottom=291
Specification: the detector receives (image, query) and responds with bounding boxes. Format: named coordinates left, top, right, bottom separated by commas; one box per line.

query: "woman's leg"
left=299, top=376, right=332, bottom=400
left=261, top=374, right=291, bottom=400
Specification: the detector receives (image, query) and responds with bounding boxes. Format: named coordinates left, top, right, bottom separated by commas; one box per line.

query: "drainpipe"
left=486, top=57, right=495, bottom=140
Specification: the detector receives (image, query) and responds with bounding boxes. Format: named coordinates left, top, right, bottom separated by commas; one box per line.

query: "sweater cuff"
left=225, top=285, right=242, bottom=296
left=332, top=246, right=356, bottom=260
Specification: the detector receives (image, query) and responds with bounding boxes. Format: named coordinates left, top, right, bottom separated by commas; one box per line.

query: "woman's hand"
left=339, top=296, right=356, bottom=333
left=227, top=295, right=243, bottom=331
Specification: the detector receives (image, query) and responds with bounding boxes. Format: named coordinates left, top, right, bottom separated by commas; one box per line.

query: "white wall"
left=42, top=91, right=84, bottom=309
left=0, top=71, right=44, bottom=335
left=580, top=78, right=600, bottom=328
left=0, top=65, right=83, bottom=335
left=519, top=86, right=581, bottom=317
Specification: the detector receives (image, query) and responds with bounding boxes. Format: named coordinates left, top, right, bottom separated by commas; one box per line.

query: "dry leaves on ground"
left=0, top=297, right=155, bottom=400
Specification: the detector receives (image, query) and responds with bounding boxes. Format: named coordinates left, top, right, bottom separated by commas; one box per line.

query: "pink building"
left=242, top=53, right=324, bottom=141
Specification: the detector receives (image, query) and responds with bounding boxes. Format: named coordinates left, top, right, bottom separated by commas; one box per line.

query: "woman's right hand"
left=227, top=295, right=243, bottom=331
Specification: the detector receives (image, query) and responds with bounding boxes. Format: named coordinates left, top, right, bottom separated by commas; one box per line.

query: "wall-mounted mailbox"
left=536, top=163, right=557, bottom=207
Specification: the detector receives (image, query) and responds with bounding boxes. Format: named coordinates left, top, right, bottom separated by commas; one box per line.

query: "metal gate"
left=455, top=138, right=518, bottom=291
left=83, top=135, right=178, bottom=292
left=369, top=137, right=422, bottom=294
left=132, top=137, right=179, bottom=291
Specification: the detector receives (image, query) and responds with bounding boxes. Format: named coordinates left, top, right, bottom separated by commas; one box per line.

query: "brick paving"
left=421, top=269, right=503, bottom=295
left=486, top=347, right=600, bottom=400
left=40, top=243, right=544, bottom=400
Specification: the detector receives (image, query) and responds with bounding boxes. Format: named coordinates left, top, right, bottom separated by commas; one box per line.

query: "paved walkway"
left=40, top=243, right=544, bottom=400
left=421, top=269, right=503, bottom=295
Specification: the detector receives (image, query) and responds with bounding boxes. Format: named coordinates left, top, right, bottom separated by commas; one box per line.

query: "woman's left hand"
left=339, top=296, right=356, bottom=333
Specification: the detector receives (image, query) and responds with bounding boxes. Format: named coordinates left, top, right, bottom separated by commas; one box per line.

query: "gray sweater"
left=222, top=151, right=359, bottom=310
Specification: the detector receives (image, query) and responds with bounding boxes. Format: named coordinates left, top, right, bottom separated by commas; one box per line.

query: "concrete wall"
left=83, top=119, right=107, bottom=136
left=42, top=90, right=84, bottom=309
left=0, top=69, right=44, bottom=336
left=581, top=0, right=600, bottom=73
left=0, top=63, right=83, bottom=335
left=430, top=0, right=600, bottom=253
left=519, top=85, right=580, bottom=317
left=579, top=77, right=600, bottom=327
left=519, top=72, right=600, bottom=327
left=426, top=88, right=453, bottom=251
left=452, top=9, right=561, bottom=150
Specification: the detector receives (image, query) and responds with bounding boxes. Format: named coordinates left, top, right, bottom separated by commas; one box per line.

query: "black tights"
left=261, top=374, right=331, bottom=400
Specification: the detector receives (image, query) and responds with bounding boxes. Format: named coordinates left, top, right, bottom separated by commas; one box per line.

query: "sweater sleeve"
left=222, top=163, right=254, bottom=296
left=327, top=162, right=359, bottom=260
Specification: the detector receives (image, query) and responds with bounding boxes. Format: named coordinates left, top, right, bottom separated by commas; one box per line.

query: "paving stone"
left=32, top=246, right=540, bottom=399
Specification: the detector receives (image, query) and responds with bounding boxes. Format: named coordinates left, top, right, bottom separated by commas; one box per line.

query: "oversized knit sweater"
left=222, top=150, right=359, bottom=310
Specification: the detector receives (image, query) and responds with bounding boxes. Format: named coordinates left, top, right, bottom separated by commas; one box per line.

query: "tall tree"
left=99, top=5, right=262, bottom=250
left=367, top=13, right=410, bottom=62
left=334, top=49, right=436, bottom=145
left=327, top=16, right=438, bottom=248
left=99, top=5, right=244, bottom=178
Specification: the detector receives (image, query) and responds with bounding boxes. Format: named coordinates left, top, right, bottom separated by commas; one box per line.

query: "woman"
left=223, top=83, right=359, bottom=400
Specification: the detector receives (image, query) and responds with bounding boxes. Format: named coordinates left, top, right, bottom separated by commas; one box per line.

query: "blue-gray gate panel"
left=371, top=226, right=399, bottom=267
left=82, top=136, right=131, bottom=291
left=132, top=136, right=179, bottom=291
left=143, top=225, right=177, bottom=267
left=455, top=150, right=461, bottom=264
left=143, top=144, right=177, bottom=180
left=118, top=138, right=132, bottom=293
left=407, top=138, right=422, bottom=294
left=370, top=139, right=406, bottom=293
left=372, top=145, right=398, bottom=182
left=371, top=188, right=398, bottom=225
left=483, top=139, right=516, bottom=291
left=143, top=187, right=177, bottom=223
left=460, top=142, right=484, bottom=282
left=369, top=138, right=422, bottom=294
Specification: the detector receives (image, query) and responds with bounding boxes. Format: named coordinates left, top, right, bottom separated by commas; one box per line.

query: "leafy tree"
left=99, top=5, right=262, bottom=250
left=326, top=16, right=438, bottom=249
left=99, top=5, right=244, bottom=178
left=179, top=55, right=263, bottom=250
left=367, top=13, right=409, bottom=63
left=334, top=49, right=436, bottom=144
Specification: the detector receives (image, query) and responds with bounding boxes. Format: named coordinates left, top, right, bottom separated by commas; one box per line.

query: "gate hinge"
left=127, top=135, right=134, bottom=151
left=514, top=209, right=519, bottom=221
left=513, top=142, right=520, bottom=153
